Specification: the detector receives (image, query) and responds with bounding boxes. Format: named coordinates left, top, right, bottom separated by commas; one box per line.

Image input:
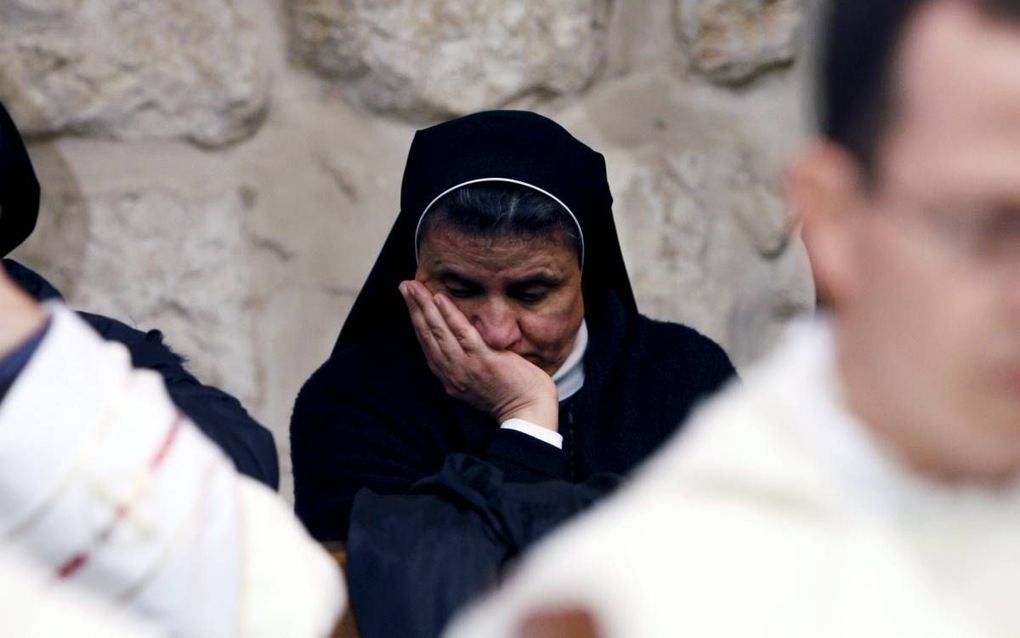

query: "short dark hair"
left=417, top=181, right=583, bottom=261
left=819, top=0, right=1020, bottom=182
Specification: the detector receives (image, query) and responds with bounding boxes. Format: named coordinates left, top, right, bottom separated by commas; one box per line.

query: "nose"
left=472, top=298, right=522, bottom=351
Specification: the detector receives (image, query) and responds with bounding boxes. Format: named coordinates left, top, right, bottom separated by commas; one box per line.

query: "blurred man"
left=0, top=102, right=279, bottom=487
left=0, top=264, right=344, bottom=636
left=444, top=1, right=1020, bottom=636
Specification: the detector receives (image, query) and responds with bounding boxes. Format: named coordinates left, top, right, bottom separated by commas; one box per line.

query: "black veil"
left=332, top=110, right=636, bottom=355
left=0, top=103, right=40, bottom=258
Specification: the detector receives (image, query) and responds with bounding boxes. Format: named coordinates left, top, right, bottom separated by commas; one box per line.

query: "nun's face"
left=416, top=225, right=584, bottom=376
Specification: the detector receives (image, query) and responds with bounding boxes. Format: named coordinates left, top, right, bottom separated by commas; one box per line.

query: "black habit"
left=290, top=111, right=737, bottom=637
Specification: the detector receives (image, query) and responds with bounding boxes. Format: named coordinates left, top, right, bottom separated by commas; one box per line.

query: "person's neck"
left=551, top=320, right=587, bottom=402
left=0, top=281, right=47, bottom=359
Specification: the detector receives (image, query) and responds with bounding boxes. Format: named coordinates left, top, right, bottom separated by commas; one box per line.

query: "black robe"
left=294, top=291, right=735, bottom=636
left=290, top=111, right=737, bottom=637
left=294, top=290, right=734, bottom=536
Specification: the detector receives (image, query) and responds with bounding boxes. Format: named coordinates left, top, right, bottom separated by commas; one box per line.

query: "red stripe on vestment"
left=53, top=411, right=185, bottom=581
left=149, top=412, right=184, bottom=470
left=57, top=552, right=88, bottom=579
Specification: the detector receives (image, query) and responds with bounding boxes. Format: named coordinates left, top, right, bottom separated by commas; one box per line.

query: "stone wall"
left=5, top=0, right=817, bottom=500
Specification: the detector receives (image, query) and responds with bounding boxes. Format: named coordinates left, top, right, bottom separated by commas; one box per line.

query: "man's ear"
left=784, top=139, right=866, bottom=309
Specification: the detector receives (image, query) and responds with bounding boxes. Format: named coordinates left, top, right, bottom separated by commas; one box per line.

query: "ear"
left=784, top=139, right=867, bottom=309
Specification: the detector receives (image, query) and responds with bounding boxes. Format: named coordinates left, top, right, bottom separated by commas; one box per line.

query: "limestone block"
left=67, top=189, right=260, bottom=408
left=288, top=0, right=612, bottom=119
left=580, top=83, right=813, bottom=364
left=0, top=0, right=269, bottom=146
left=677, top=0, right=801, bottom=84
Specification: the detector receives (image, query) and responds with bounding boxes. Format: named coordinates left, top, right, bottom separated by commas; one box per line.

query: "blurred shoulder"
left=630, top=313, right=736, bottom=380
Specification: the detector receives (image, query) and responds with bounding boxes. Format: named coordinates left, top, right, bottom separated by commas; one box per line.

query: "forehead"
left=418, top=227, right=579, bottom=278
left=885, top=1, right=1020, bottom=195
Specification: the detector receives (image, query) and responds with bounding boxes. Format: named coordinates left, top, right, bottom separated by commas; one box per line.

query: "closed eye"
left=446, top=285, right=480, bottom=299
left=441, top=274, right=483, bottom=298
left=508, top=282, right=555, bottom=304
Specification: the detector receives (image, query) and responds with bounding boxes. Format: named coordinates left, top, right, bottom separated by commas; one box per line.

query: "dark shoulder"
left=298, top=335, right=433, bottom=406
left=629, top=314, right=737, bottom=385
left=77, top=311, right=189, bottom=372
left=4, top=259, right=188, bottom=370
left=3, top=259, right=63, bottom=301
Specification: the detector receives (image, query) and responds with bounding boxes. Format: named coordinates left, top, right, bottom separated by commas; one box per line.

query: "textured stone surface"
left=8, top=0, right=816, bottom=500
left=67, top=189, right=259, bottom=406
left=677, top=0, right=801, bottom=84
left=0, top=0, right=269, bottom=146
left=577, top=79, right=813, bottom=364
left=288, top=0, right=612, bottom=119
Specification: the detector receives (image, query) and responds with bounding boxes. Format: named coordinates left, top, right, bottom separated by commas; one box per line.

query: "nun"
left=291, top=110, right=736, bottom=636
left=0, top=102, right=279, bottom=488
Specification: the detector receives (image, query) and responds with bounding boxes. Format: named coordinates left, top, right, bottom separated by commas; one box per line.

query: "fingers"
left=400, top=281, right=470, bottom=372
left=434, top=293, right=487, bottom=354
left=399, top=281, right=445, bottom=367
left=397, top=281, right=555, bottom=421
left=402, top=282, right=457, bottom=352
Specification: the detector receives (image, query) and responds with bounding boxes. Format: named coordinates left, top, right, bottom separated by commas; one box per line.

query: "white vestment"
left=446, top=318, right=1020, bottom=638
left=0, top=304, right=345, bottom=637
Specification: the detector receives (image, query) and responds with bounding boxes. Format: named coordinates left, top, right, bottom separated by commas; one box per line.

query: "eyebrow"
left=505, top=274, right=564, bottom=289
left=438, top=271, right=482, bottom=288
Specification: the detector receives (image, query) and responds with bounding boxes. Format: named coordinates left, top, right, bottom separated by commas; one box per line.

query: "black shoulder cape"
left=0, top=103, right=38, bottom=258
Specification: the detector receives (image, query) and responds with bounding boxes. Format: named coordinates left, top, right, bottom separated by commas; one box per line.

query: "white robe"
left=445, top=318, right=1020, bottom=638
left=0, top=304, right=345, bottom=637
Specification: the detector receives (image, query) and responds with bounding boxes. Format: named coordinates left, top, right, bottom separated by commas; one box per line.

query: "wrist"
left=495, top=379, right=559, bottom=432
left=503, top=407, right=559, bottom=432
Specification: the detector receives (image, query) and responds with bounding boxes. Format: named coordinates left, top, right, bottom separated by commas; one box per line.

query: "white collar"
left=552, top=320, right=587, bottom=402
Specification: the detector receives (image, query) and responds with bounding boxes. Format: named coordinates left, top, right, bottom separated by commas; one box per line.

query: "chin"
left=524, top=355, right=548, bottom=369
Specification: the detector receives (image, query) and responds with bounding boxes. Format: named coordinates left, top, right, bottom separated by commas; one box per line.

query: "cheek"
left=518, top=296, right=584, bottom=352
left=519, top=316, right=572, bottom=349
left=855, top=221, right=947, bottom=319
left=859, top=226, right=992, bottom=391
left=446, top=297, right=486, bottom=323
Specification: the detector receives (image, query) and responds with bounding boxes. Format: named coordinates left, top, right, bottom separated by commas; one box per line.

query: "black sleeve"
left=291, top=360, right=443, bottom=542
left=346, top=454, right=619, bottom=638
left=79, top=312, right=280, bottom=488
left=484, top=428, right=567, bottom=482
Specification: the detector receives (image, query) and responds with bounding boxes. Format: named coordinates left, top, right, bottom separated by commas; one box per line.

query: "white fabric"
left=0, top=545, right=163, bottom=637
left=500, top=418, right=564, bottom=449
left=551, top=319, right=587, bottom=402
left=0, top=304, right=345, bottom=637
left=447, top=318, right=1020, bottom=638
left=498, top=320, right=588, bottom=449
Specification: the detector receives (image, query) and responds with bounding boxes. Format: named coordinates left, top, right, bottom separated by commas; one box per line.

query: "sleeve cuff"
left=499, top=419, right=563, bottom=449
left=485, top=428, right=566, bottom=482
